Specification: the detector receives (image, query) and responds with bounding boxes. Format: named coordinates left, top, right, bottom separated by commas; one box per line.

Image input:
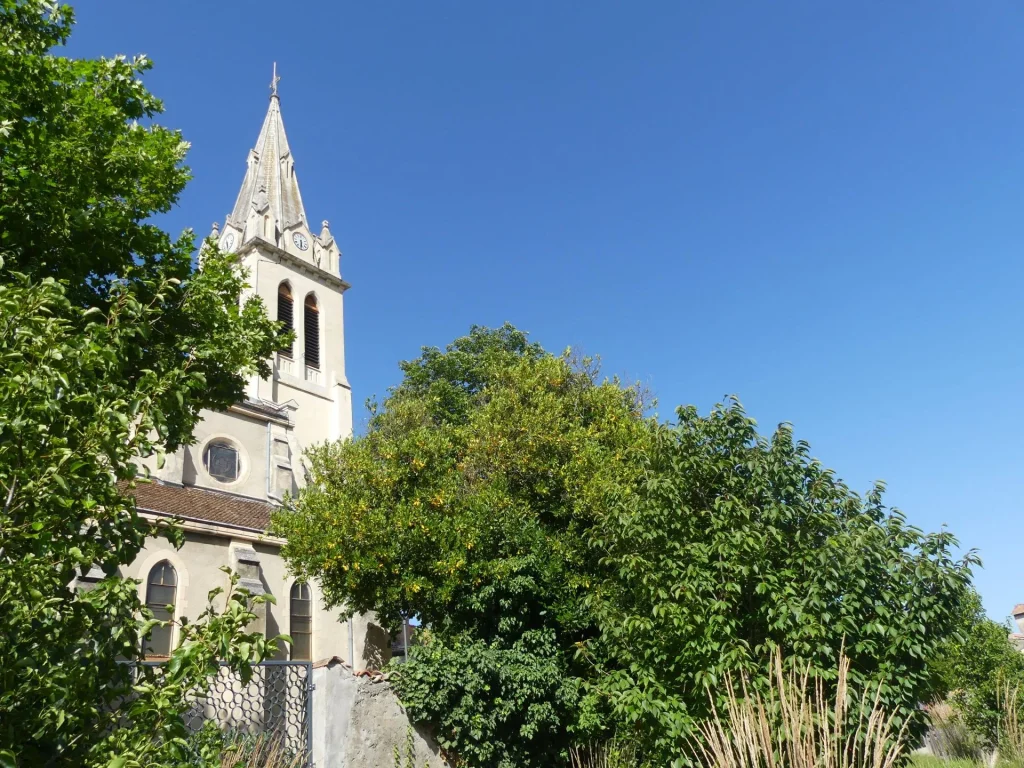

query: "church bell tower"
left=213, top=66, right=353, bottom=457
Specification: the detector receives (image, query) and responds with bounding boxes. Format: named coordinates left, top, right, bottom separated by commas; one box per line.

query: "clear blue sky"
left=65, top=2, right=1023, bottom=622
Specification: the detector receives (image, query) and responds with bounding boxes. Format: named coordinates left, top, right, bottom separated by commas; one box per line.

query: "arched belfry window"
left=290, top=582, right=312, bottom=661
left=277, top=282, right=294, bottom=357
left=304, top=294, right=320, bottom=369
left=145, top=560, right=177, bottom=658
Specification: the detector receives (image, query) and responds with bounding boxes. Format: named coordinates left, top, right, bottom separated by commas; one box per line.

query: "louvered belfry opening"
left=304, top=294, right=320, bottom=369
left=277, top=282, right=293, bottom=357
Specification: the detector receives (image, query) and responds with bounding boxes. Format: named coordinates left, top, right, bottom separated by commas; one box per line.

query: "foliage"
left=910, top=758, right=1024, bottom=768
left=690, top=649, right=909, bottom=768
left=277, top=329, right=976, bottom=767
left=908, top=758, right=990, bottom=768
left=569, top=738, right=640, bottom=768
left=924, top=703, right=985, bottom=763
left=186, top=722, right=305, bottom=768
left=393, top=727, right=422, bottom=768
left=394, top=629, right=579, bottom=768
left=274, top=324, right=653, bottom=767
left=997, top=681, right=1024, bottom=765
left=94, top=571, right=284, bottom=767
left=0, top=1, right=281, bottom=765
left=0, top=0, right=278, bottom=449
left=931, top=592, right=1024, bottom=750
left=0, top=263, right=283, bottom=767
left=584, top=399, right=978, bottom=765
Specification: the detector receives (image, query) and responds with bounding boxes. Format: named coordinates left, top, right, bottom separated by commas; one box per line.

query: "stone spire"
left=225, top=64, right=309, bottom=247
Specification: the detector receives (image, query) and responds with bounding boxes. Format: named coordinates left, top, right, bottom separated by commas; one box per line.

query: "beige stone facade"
left=123, top=82, right=386, bottom=668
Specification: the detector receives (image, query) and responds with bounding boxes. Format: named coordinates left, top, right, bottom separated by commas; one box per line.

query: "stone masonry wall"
left=311, top=659, right=447, bottom=768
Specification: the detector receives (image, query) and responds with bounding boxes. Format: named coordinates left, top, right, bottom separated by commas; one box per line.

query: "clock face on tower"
left=292, top=233, right=309, bottom=251
left=222, top=232, right=235, bottom=252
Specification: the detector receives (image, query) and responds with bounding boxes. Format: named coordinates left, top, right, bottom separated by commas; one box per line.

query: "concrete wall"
left=311, top=660, right=447, bottom=768
left=127, top=527, right=389, bottom=668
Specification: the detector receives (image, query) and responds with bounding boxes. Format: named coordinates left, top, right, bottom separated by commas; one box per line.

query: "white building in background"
left=1012, top=604, right=1024, bottom=651
left=107, top=74, right=389, bottom=668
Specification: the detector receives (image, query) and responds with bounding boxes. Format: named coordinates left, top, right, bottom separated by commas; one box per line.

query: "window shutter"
left=277, top=284, right=294, bottom=357
left=304, top=295, right=320, bottom=369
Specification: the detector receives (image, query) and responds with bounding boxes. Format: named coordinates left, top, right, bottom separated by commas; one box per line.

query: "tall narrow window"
left=277, top=282, right=294, bottom=357
left=145, top=560, right=177, bottom=658
left=290, top=582, right=312, bottom=661
left=304, top=294, right=320, bottom=369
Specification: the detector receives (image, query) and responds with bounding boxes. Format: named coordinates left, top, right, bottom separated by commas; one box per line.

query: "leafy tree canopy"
left=0, top=2, right=282, bottom=764
left=0, top=0, right=278, bottom=449
left=931, top=591, right=1024, bottom=748
left=278, top=328, right=978, bottom=768
left=273, top=324, right=653, bottom=766
left=275, top=324, right=651, bottom=639
left=585, top=400, right=978, bottom=764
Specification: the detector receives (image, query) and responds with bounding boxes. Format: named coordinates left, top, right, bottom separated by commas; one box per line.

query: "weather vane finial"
left=270, top=62, right=281, bottom=97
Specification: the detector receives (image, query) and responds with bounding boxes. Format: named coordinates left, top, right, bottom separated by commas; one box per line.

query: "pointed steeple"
left=225, top=65, right=309, bottom=247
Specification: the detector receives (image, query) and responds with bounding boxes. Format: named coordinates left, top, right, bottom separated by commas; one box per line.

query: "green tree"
left=0, top=2, right=282, bottom=765
left=931, top=592, right=1024, bottom=749
left=584, top=399, right=978, bottom=765
left=273, top=324, right=653, bottom=767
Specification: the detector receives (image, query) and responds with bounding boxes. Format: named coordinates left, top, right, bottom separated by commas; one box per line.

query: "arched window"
left=145, top=560, right=177, bottom=658
left=304, top=294, right=320, bottom=370
left=290, top=582, right=312, bottom=661
left=277, top=282, right=294, bottom=357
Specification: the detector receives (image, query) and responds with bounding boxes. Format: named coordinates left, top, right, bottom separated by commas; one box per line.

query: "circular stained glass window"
left=203, top=440, right=240, bottom=483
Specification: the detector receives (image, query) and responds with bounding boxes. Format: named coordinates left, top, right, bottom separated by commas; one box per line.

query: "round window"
left=203, top=440, right=241, bottom=483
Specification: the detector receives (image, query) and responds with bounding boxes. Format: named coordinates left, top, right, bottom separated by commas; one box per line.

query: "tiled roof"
left=1013, top=603, right=1024, bottom=617
left=125, top=481, right=275, bottom=532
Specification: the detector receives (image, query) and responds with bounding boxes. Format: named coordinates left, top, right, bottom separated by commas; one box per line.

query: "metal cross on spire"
left=270, top=62, right=281, bottom=98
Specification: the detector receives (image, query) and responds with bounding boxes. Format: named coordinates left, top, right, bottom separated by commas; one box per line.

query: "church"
left=117, top=73, right=389, bottom=667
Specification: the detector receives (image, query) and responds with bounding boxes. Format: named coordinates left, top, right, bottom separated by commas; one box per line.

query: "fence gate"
left=137, top=660, right=313, bottom=765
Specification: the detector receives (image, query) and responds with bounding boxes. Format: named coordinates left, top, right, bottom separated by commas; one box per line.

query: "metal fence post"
left=305, top=660, right=314, bottom=767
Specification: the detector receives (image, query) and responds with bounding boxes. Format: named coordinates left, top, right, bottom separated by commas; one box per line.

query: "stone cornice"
left=139, top=510, right=286, bottom=546
left=228, top=400, right=292, bottom=427
left=238, top=237, right=351, bottom=292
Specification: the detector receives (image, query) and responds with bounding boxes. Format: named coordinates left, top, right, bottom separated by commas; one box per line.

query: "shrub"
left=391, top=629, right=580, bottom=768
left=932, top=592, right=1024, bottom=750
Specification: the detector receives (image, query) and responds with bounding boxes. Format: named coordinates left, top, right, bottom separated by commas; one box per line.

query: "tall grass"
left=217, top=730, right=305, bottom=768
left=925, top=702, right=983, bottom=762
left=690, top=650, right=909, bottom=768
left=997, top=680, right=1024, bottom=765
left=569, top=738, right=639, bottom=768
left=908, top=757, right=984, bottom=768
